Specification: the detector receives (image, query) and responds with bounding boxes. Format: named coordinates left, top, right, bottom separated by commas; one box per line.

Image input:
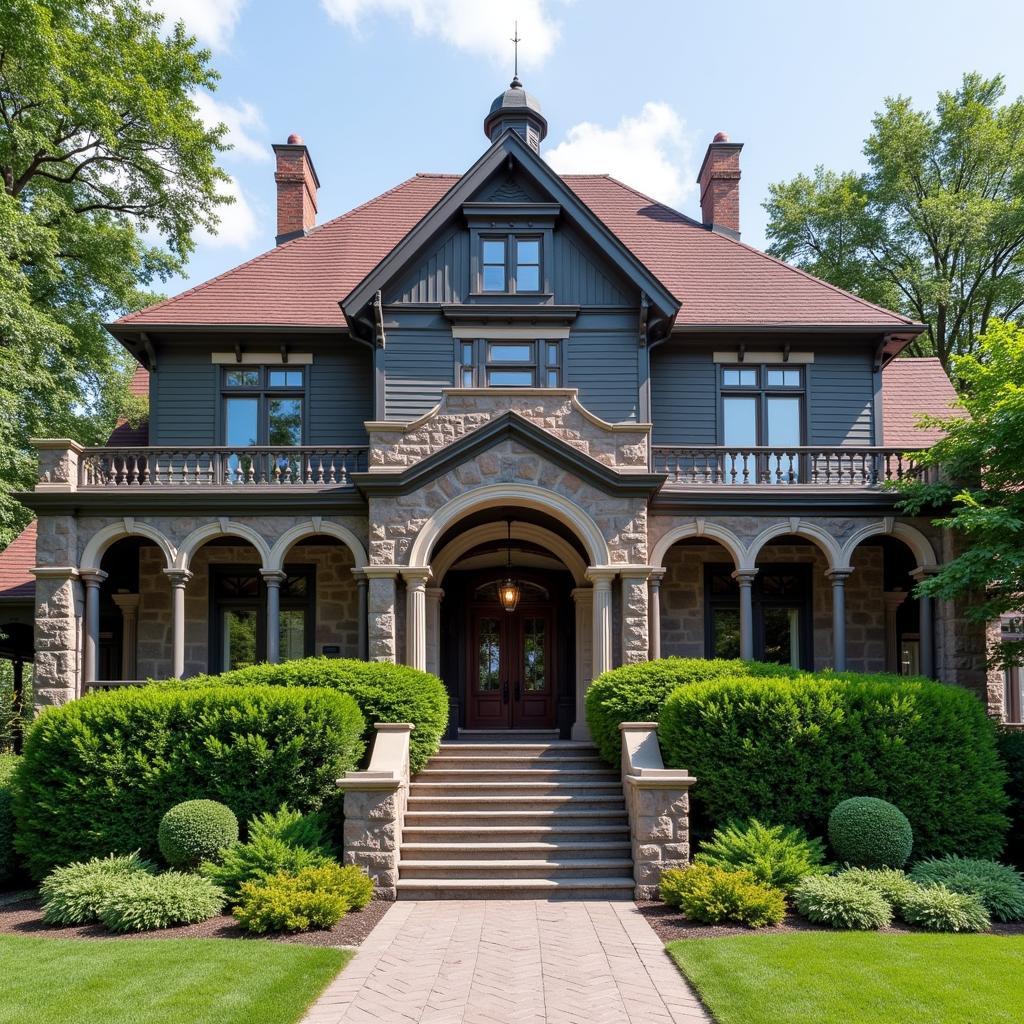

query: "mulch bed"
left=0, top=893, right=391, bottom=947
left=636, top=901, right=1024, bottom=942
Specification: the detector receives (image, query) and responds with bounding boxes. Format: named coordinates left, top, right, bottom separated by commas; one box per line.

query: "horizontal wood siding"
left=308, top=345, right=372, bottom=444
left=650, top=347, right=717, bottom=444
left=385, top=328, right=454, bottom=419
left=567, top=313, right=638, bottom=423
left=807, top=350, right=875, bottom=445
left=553, top=227, right=631, bottom=306
left=151, top=348, right=218, bottom=445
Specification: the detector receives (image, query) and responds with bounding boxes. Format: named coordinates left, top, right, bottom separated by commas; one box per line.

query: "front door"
left=467, top=604, right=556, bottom=729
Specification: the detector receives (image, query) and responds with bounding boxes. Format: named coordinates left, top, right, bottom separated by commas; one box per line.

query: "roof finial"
left=510, top=21, right=521, bottom=87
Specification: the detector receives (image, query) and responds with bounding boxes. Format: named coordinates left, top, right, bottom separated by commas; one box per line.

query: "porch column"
left=571, top=587, right=594, bottom=741
left=261, top=570, right=287, bottom=664
left=111, top=593, right=140, bottom=680
left=732, top=569, right=758, bottom=661
left=402, top=568, right=431, bottom=671
left=163, top=569, right=193, bottom=678
left=425, top=586, right=444, bottom=676
left=620, top=567, right=652, bottom=665
left=883, top=591, right=908, bottom=674
left=648, top=569, right=665, bottom=660
left=827, top=567, right=854, bottom=671
left=363, top=567, right=399, bottom=663
left=911, top=567, right=936, bottom=679
left=80, top=569, right=107, bottom=688
left=353, top=570, right=368, bottom=661
left=587, top=568, right=616, bottom=679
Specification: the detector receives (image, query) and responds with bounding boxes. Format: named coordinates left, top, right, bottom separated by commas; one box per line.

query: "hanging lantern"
left=497, top=519, right=521, bottom=612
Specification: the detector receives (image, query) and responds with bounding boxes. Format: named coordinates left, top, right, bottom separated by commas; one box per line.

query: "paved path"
left=301, top=900, right=712, bottom=1024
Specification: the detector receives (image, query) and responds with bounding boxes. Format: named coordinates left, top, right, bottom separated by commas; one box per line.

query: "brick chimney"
left=272, top=133, right=320, bottom=245
left=697, top=131, right=742, bottom=239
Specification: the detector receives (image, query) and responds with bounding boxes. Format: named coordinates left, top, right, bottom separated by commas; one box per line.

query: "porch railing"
left=652, top=446, right=926, bottom=488
left=77, top=446, right=368, bottom=488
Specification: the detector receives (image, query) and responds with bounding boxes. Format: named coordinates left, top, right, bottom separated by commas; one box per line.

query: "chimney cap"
left=713, top=131, right=730, bottom=142
left=286, top=132, right=304, bottom=145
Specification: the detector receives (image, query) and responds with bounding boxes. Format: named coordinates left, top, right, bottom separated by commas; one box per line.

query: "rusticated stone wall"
left=342, top=787, right=404, bottom=900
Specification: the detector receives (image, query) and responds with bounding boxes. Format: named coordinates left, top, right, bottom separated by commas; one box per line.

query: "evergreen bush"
left=659, top=863, right=786, bottom=928
left=40, top=852, right=155, bottom=925
left=898, top=884, right=991, bottom=933
left=158, top=799, right=239, bottom=870
left=0, top=754, right=18, bottom=884
left=792, top=874, right=893, bottom=930
left=910, top=855, right=1024, bottom=922
left=828, top=797, right=913, bottom=868
left=96, top=871, right=226, bottom=932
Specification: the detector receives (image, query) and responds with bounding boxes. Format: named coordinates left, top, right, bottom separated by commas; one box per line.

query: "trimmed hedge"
left=168, top=658, right=447, bottom=774
left=13, top=686, right=365, bottom=880
left=997, top=729, right=1024, bottom=868
left=0, top=754, right=17, bottom=884
left=659, top=674, right=1009, bottom=858
left=585, top=658, right=799, bottom=764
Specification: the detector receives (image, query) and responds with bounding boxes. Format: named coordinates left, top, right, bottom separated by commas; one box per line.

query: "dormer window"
left=479, top=234, right=543, bottom=293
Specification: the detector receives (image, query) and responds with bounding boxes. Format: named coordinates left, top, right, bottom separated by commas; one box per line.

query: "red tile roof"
left=882, top=357, right=964, bottom=447
left=113, top=173, right=915, bottom=331
left=0, top=521, right=36, bottom=601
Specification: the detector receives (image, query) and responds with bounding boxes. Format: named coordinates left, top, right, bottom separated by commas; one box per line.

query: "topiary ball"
left=158, top=799, right=239, bottom=870
left=828, top=796, right=913, bottom=869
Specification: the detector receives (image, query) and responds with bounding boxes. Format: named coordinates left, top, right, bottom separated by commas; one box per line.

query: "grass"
left=0, top=935, right=351, bottom=1024
left=668, top=932, right=1024, bottom=1024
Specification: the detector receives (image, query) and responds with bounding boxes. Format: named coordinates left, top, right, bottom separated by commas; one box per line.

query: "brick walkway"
left=301, top=900, right=712, bottom=1024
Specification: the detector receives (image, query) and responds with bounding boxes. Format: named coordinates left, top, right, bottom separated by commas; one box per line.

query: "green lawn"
left=668, top=932, right=1024, bottom=1024
left=0, top=935, right=351, bottom=1024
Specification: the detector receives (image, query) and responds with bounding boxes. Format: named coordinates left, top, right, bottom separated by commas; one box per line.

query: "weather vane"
left=511, top=21, right=521, bottom=81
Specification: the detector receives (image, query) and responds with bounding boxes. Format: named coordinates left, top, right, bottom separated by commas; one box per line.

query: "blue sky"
left=154, top=0, right=1024, bottom=294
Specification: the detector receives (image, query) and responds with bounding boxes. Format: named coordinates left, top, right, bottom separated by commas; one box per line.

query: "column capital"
left=586, top=566, right=618, bottom=588
left=910, top=565, right=940, bottom=583
left=362, top=564, right=402, bottom=580
left=425, top=586, right=445, bottom=601
left=731, top=568, right=758, bottom=587
left=883, top=590, right=909, bottom=612
left=163, top=568, right=193, bottom=587
left=79, top=568, right=108, bottom=588
left=111, top=592, right=141, bottom=613
left=400, top=566, right=432, bottom=588
left=260, top=569, right=288, bottom=586
left=649, top=568, right=667, bottom=587
left=826, top=566, right=855, bottom=584
left=351, top=567, right=368, bottom=583
left=571, top=586, right=594, bottom=605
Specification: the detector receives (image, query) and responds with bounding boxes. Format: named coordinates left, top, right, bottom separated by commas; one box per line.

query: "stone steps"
left=395, top=877, right=637, bottom=901
left=401, top=841, right=631, bottom=861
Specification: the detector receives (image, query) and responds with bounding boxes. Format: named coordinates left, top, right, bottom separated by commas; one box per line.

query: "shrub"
left=659, top=864, right=786, bottom=928
left=585, top=658, right=797, bottom=764
left=828, top=797, right=913, bottom=869
left=910, top=855, right=1024, bottom=922
left=40, top=852, right=155, bottom=925
left=13, top=685, right=365, bottom=879
left=694, top=819, right=827, bottom=894
left=838, top=867, right=920, bottom=908
left=793, top=875, right=893, bottom=930
left=233, top=864, right=373, bottom=934
left=997, top=729, right=1024, bottom=868
left=658, top=674, right=1007, bottom=858
left=96, top=871, right=226, bottom=932
left=168, top=658, right=447, bottom=774
left=0, top=754, right=18, bottom=884
left=898, top=884, right=991, bottom=933
left=158, top=800, right=239, bottom=870
left=244, top=804, right=333, bottom=854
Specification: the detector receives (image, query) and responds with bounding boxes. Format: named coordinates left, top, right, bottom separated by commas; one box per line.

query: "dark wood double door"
left=467, top=602, right=556, bottom=730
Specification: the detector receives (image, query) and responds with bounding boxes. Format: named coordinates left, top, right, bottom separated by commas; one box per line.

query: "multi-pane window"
left=459, top=340, right=561, bottom=388
left=222, top=366, right=304, bottom=446
left=479, top=234, right=543, bottom=293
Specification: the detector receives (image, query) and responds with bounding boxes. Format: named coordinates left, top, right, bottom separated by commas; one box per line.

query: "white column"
left=163, top=568, right=193, bottom=679
left=425, top=586, right=444, bottom=676
left=648, top=569, right=665, bottom=661
left=261, top=569, right=287, bottom=664
left=732, top=568, right=758, bottom=661
left=80, top=569, right=108, bottom=687
left=911, top=567, right=935, bottom=679
left=827, top=567, right=854, bottom=671
left=402, top=568, right=431, bottom=671
left=353, top=570, right=368, bottom=660
left=587, top=567, right=616, bottom=679
left=572, top=587, right=594, bottom=741
left=111, top=593, right=140, bottom=680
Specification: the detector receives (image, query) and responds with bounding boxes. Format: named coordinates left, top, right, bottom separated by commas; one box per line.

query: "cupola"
left=483, top=76, right=548, bottom=153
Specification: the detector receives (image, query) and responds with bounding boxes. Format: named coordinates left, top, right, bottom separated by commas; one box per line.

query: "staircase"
left=396, top=730, right=635, bottom=899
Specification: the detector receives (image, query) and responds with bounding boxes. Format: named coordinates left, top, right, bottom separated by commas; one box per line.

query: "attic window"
left=479, top=234, right=543, bottom=293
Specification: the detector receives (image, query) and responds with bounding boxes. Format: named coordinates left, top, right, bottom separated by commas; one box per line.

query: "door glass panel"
left=523, top=618, right=546, bottom=692
left=268, top=398, right=302, bottom=445
left=477, top=618, right=501, bottom=692
left=279, top=609, right=305, bottom=662
left=711, top=607, right=741, bottom=659
left=763, top=606, right=800, bottom=667
left=723, top=396, right=757, bottom=483
left=225, top=397, right=258, bottom=447
left=767, top=396, right=801, bottom=482
left=222, top=609, right=257, bottom=670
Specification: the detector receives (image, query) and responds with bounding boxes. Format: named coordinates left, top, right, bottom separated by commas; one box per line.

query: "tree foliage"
left=0, top=0, right=230, bottom=544
left=764, top=73, right=1024, bottom=372
left=897, top=319, right=1024, bottom=668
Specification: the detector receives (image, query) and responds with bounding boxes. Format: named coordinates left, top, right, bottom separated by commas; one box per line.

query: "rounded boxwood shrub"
left=658, top=674, right=1007, bottom=859
left=659, top=863, right=786, bottom=928
left=168, top=658, right=447, bottom=774
left=96, top=871, right=226, bottom=932
left=13, top=685, right=365, bottom=879
left=585, top=658, right=797, bottom=764
left=158, top=799, right=239, bottom=870
left=40, top=852, right=155, bottom=925
left=793, top=875, right=893, bottom=930
left=910, top=855, right=1024, bottom=922
left=828, top=797, right=913, bottom=869
left=898, top=884, right=991, bottom=933
left=0, top=754, right=18, bottom=884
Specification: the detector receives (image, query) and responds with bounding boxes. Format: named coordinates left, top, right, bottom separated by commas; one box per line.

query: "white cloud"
left=202, top=175, right=261, bottom=249
left=546, top=102, right=696, bottom=208
left=150, top=0, right=247, bottom=51
left=192, top=92, right=269, bottom=163
left=321, top=0, right=560, bottom=67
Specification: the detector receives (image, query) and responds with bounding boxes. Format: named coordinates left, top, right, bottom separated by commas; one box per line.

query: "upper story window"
left=720, top=364, right=804, bottom=449
left=459, top=340, right=561, bottom=388
left=222, top=366, right=305, bottom=447
left=479, top=234, right=543, bottom=293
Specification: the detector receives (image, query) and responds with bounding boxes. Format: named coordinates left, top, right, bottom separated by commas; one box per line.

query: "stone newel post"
left=620, top=722, right=696, bottom=899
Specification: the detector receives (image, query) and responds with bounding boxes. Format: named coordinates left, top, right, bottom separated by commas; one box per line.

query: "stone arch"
left=430, top=521, right=588, bottom=586
left=650, top=520, right=746, bottom=571
left=407, top=483, right=611, bottom=568
left=175, top=519, right=271, bottom=571
left=745, top=519, right=845, bottom=571
left=80, top=519, right=176, bottom=572
left=266, top=519, right=368, bottom=573
left=838, top=519, right=939, bottom=570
